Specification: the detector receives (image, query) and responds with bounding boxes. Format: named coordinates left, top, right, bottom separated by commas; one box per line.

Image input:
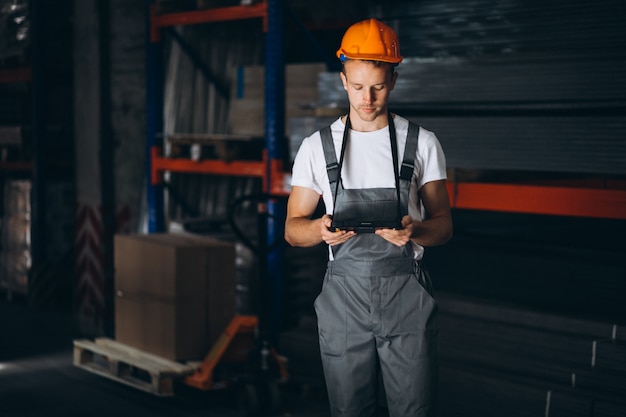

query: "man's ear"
left=340, top=71, right=348, bottom=91
left=390, top=70, right=398, bottom=89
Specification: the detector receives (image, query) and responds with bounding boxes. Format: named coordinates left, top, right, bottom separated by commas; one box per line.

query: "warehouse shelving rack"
left=0, top=0, right=49, bottom=300
left=142, top=3, right=290, bottom=410
left=146, top=0, right=287, bottom=353
left=146, top=0, right=288, bottom=231
left=0, top=66, right=34, bottom=299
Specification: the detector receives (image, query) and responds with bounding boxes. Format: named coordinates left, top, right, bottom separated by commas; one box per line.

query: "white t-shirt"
left=290, top=114, right=447, bottom=259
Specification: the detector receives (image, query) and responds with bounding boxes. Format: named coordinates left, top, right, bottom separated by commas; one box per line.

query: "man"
left=284, top=18, right=452, bottom=417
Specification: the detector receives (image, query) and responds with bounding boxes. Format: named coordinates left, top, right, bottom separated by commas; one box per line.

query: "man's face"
left=340, top=60, right=397, bottom=127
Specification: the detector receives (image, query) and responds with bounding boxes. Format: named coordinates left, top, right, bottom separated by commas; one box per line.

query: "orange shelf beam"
left=0, top=67, right=32, bottom=83
left=446, top=182, right=626, bottom=220
left=151, top=146, right=288, bottom=195
left=152, top=144, right=626, bottom=219
left=150, top=0, right=268, bottom=42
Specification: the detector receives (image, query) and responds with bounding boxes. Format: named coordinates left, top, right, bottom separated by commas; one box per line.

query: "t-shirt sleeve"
left=290, top=136, right=324, bottom=195
left=418, top=130, right=448, bottom=189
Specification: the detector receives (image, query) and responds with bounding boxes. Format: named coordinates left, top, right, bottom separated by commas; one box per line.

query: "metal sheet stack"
left=162, top=21, right=264, bottom=223
left=288, top=116, right=336, bottom=165
left=314, top=0, right=626, bottom=176
left=317, top=55, right=626, bottom=175
left=0, top=0, right=30, bottom=66
left=0, top=179, right=31, bottom=295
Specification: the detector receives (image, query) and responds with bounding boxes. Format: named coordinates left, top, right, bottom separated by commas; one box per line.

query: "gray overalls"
left=314, top=115, right=439, bottom=417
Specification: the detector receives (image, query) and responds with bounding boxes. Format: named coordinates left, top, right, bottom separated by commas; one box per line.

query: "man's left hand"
left=375, top=215, right=414, bottom=247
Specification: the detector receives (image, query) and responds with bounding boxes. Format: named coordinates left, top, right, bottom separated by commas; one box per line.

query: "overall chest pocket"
left=332, top=187, right=399, bottom=224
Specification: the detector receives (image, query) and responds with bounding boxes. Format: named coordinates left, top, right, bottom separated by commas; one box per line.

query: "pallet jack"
left=185, top=193, right=290, bottom=415
left=184, top=315, right=288, bottom=415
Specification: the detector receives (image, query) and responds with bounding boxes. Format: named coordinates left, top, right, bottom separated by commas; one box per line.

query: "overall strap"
left=399, top=122, right=420, bottom=215
left=320, top=125, right=339, bottom=202
left=320, top=117, right=420, bottom=216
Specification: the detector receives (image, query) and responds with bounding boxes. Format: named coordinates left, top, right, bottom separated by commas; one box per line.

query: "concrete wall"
left=111, top=0, right=146, bottom=235
left=74, top=0, right=146, bottom=336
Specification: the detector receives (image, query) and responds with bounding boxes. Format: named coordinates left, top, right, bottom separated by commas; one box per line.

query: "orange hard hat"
left=336, top=18, right=402, bottom=64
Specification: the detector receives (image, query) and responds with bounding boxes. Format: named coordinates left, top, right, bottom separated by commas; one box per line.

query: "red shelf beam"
left=0, top=67, right=32, bottom=83
left=0, top=161, right=34, bottom=172
left=150, top=0, right=268, bottom=42
left=446, top=182, right=626, bottom=220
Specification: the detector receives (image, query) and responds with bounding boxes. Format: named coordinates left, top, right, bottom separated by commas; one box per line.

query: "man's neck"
left=345, top=111, right=391, bottom=132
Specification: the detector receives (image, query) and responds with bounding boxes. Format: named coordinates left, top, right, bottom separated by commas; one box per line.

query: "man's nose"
left=363, top=88, right=373, bottom=103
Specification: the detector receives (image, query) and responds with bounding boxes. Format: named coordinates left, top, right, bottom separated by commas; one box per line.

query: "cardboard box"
left=227, top=63, right=326, bottom=137
left=114, top=233, right=236, bottom=361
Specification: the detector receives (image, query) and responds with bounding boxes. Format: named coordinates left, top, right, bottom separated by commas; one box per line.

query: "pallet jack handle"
left=228, top=193, right=288, bottom=345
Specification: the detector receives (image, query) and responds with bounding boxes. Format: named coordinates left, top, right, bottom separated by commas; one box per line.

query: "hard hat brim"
left=336, top=50, right=403, bottom=64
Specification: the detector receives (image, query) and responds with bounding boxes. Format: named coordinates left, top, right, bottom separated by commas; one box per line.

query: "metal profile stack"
left=314, top=0, right=626, bottom=176
left=436, top=295, right=626, bottom=417
left=317, top=55, right=626, bottom=175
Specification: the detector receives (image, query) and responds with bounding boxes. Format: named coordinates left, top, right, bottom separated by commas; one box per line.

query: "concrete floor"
left=0, top=299, right=331, bottom=417
left=2, top=284, right=625, bottom=417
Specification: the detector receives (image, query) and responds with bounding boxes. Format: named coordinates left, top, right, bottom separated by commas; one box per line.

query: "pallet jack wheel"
left=236, top=380, right=282, bottom=416
left=265, top=380, right=281, bottom=415
left=237, top=382, right=260, bottom=417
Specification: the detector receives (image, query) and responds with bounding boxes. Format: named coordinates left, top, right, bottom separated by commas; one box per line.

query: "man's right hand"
left=321, top=214, right=355, bottom=246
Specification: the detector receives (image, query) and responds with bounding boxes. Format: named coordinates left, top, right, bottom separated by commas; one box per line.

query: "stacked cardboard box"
left=227, top=62, right=326, bottom=138
left=114, top=233, right=236, bottom=361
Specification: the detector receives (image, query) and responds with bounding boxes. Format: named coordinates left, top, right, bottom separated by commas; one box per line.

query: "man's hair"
left=341, top=59, right=397, bottom=77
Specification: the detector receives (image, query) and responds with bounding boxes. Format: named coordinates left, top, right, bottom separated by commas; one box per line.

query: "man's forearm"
left=410, top=215, right=453, bottom=247
left=285, top=217, right=325, bottom=247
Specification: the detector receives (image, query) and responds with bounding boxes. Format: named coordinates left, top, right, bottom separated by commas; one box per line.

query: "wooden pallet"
left=0, top=280, right=28, bottom=301
left=73, top=338, right=196, bottom=396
